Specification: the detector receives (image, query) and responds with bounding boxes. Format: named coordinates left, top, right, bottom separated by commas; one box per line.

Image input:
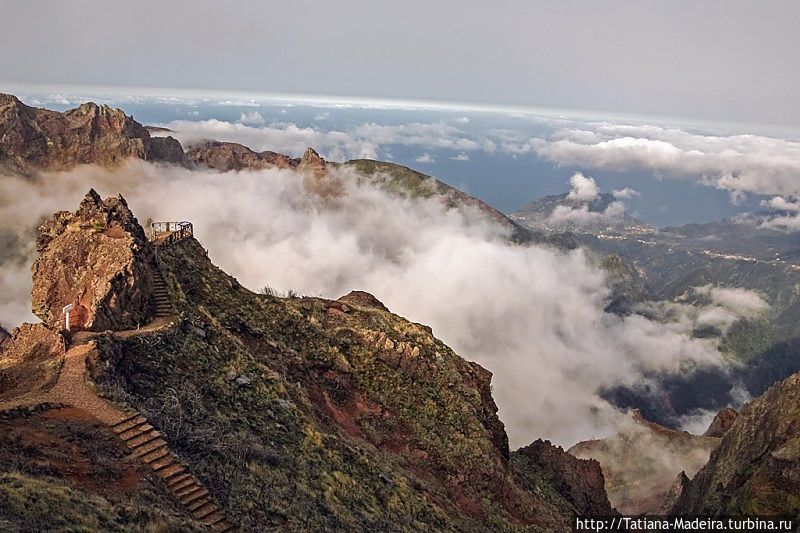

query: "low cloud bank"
left=0, top=161, right=729, bottom=447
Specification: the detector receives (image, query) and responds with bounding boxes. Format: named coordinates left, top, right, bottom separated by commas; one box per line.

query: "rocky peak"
left=0, top=325, right=10, bottom=352
left=703, top=407, right=738, bottom=437
left=0, top=93, right=22, bottom=109
left=31, top=190, right=156, bottom=332
left=186, top=140, right=296, bottom=171
left=298, top=147, right=327, bottom=175
left=338, top=290, right=389, bottom=312
left=0, top=94, right=188, bottom=173
left=511, top=439, right=616, bottom=516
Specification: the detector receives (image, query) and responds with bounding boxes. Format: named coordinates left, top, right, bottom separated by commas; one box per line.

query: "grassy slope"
left=90, top=237, right=580, bottom=531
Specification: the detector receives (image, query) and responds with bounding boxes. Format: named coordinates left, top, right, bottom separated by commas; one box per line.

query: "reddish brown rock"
left=297, top=147, right=327, bottom=176
left=338, top=290, right=389, bottom=312
left=0, top=323, right=65, bottom=402
left=0, top=94, right=187, bottom=173
left=703, top=407, right=738, bottom=438
left=31, top=190, right=155, bottom=332
left=512, top=439, right=616, bottom=516
left=186, top=140, right=296, bottom=171
left=0, top=326, right=10, bottom=352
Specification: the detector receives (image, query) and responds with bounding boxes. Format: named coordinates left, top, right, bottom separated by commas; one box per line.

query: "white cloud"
left=761, top=195, right=800, bottom=212
left=0, top=161, right=726, bottom=448
left=566, top=172, right=599, bottom=202
left=450, top=152, right=470, bottom=161
left=612, top=187, right=640, bottom=199
left=314, top=112, right=330, bottom=121
left=239, top=111, right=265, bottom=126
left=532, top=123, right=800, bottom=203
left=414, top=153, right=435, bottom=164
left=456, top=116, right=470, bottom=124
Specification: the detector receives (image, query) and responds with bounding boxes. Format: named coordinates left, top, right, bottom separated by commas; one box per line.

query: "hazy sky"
left=2, top=1, right=799, bottom=126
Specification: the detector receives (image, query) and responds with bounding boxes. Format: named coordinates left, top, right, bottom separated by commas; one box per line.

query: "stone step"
left=141, top=446, right=171, bottom=464
left=132, top=439, right=168, bottom=458
left=126, top=430, right=161, bottom=449
left=193, top=503, right=218, bottom=520
left=112, top=416, right=148, bottom=434
left=184, top=496, right=212, bottom=513
left=209, top=518, right=231, bottom=532
left=204, top=511, right=227, bottom=527
left=156, top=463, right=185, bottom=480
left=182, top=488, right=210, bottom=506
left=175, top=481, right=203, bottom=498
left=119, top=423, right=153, bottom=441
left=166, top=472, right=192, bottom=488
left=150, top=456, right=176, bottom=472
left=110, top=412, right=140, bottom=429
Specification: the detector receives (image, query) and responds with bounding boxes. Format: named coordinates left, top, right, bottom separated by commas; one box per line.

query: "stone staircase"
left=111, top=412, right=233, bottom=532
left=151, top=261, right=174, bottom=318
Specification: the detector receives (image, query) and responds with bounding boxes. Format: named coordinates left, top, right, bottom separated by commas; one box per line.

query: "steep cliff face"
left=511, top=440, right=615, bottom=516
left=703, top=407, right=738, bottom=438
left=673, top=373, right=800, bottom=517
left=31, top=190, right=155, bottom=332
left=0, top=323, right=64, bottom=403
left=0, top=94, right=187, bottom=173
left=186, top=140, right=296, bottom=171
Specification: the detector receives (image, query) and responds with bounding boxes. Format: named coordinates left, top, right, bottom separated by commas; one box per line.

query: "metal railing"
left=150, top=221, right=193, bottom=245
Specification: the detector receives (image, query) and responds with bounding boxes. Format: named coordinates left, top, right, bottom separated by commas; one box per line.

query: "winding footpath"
left=0, top=260, right=234, bottom=532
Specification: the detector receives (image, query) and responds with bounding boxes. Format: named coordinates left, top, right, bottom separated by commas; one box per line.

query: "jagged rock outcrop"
left=511, top=439, right=616, bottom=516
left=297, top=147, right=327, bottom=176
left=186, top=140, right=295, bottom=171
left=31, top=190, right=155, bottom=332
left=0, top=326, right=10, bottom=352
left=0, top=94, right=187, bottom=173
left=658, top=471, right=689, bottom=515
left=703, top=407, right=738, bottom=437
left=569, top=410, right=719, bottom=515
left=0, top=323, right=65, bottom=403
left=672, top=372, right=800, bottom=516
left=338, top=290, right=389, bottom=312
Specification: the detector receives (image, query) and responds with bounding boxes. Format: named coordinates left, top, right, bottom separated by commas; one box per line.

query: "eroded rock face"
left=0, top=323, right=65, bottom=402
left=0, top=326, right=10, bottom=352
left=512, top=439, right=616, bottom=516
left=703, top=407, right=738, bottom=437
left=0, top=94, right=187, bottom=173
left=673, top=373, right=800, bottom=516
left=338, top=290, right=389, bottom=312
left=186, top=140, right=296, bottom=171
left=31, top=190, right=155, bottom=332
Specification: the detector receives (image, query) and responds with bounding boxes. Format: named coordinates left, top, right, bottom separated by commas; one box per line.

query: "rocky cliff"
left=0, top=94, right=187, bottom=173
left=4, top=191, right=613, bottom=531
left=672, top=372, right=800, bottom=517
left=186, top=140, right=295, bottom=171
left=31, top=189, right=156, bottom=332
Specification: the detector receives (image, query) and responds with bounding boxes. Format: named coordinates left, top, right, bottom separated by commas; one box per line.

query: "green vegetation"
left=89, top=238, right=579, bottom=531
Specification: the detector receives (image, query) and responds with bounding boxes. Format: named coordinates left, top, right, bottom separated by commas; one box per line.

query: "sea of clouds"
left=0, top=160, right=770, bottom=447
